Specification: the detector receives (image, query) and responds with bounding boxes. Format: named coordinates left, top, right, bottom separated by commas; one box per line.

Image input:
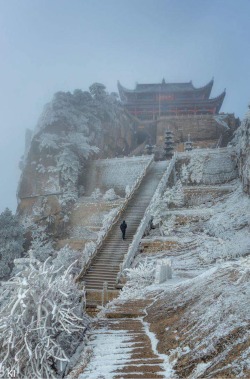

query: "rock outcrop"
left=17, top=84, right=137, bottom=234
left=232, top=104, right=250, bottom=195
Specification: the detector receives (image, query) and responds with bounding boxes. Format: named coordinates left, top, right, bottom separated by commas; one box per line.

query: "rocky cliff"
left=17, top=84, right=137, bottom=229
left=232, top=104, right=250, bottom=195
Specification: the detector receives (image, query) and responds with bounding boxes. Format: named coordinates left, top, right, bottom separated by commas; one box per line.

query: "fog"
left=0, top=0, right=249, bottom=213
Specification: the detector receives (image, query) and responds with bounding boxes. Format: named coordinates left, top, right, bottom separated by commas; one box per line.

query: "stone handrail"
left=75, top=155, right=154, bottom=282
left=119, top=153, right=177, bottom=274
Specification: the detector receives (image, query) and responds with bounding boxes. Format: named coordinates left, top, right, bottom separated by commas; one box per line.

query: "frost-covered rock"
left=178, top=149, right=238, bottom=185
left=17, top=84, right=136, bottom=238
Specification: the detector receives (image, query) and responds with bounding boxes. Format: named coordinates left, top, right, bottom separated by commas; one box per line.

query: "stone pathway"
left=78, top=299, right=174, bottom=379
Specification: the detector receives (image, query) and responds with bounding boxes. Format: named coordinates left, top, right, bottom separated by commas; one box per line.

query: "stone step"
left=89, top=263, right=121, bottom=268
left=85, top=280, right=117, bottom=286
left=85, top=284, right=117, bottom=290
left=88, top=266, right=120, bottom=272
left=94, top=250, right=125, bottom=255
left=86, top=276, right=118, bottom=282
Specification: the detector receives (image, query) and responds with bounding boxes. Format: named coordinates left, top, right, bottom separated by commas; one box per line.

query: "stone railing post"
left=154, top=259, right=172, bottom=284
left=102, top=281, right=108, bottom=307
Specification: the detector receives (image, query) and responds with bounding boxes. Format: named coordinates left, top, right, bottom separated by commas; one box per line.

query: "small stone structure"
left=154, top=258, right=172, bottom=284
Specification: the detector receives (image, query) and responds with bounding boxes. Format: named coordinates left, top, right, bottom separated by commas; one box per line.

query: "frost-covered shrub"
left=57, top=148, right=80, bottom=189
left=52, top=245, right=82, bottom=275
left=27, top=224, right=54, bottom=262
left=150, top=196, right=166, bottom=227
left=162, top=180, right=184, bottom=208
left=36, top=163, right=46, bottom=173
left=180, top=163, right=189, bottom=184
left=0, top=260, right=89, bottom=378
left=59, top=190, right=78, bottom=207
left=95, top=208, right=121, bottom=245
left=197, top=237, right=228, bottom=264
left=187, top=153, right=206, bottom=184
left=67, top=132, right=99, bottom=159
left=160, top=215, right=176, bottom=236
left=0, top=209, right=24, bottom=279
left=91, top=188, right=102, bottom=199
left=83, top=241, right=97, bottom=258
left=38, top=133, right=59, bottom=152
left=120, top=260, right=155, bottom=299
left=103, top=188, right=119, bottom=201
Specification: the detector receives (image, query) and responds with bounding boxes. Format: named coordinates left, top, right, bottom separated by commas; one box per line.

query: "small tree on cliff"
left=0, top=208, right=24, bottom=279
left=89, top=82, right=107, bottom=100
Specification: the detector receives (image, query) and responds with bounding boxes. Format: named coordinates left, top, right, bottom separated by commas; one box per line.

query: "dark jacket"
left=120, top=221, right=127, bottom=232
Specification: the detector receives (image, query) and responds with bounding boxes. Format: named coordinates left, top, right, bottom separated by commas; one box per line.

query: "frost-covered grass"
left=141, top=181, right=250, bottom=275
left=0, top=260, right=90, bottom=378
left=154, top=258, right=250, bottom=378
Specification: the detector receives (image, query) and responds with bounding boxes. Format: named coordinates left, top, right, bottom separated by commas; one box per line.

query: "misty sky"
left=0, top=0, right=250, bottom=213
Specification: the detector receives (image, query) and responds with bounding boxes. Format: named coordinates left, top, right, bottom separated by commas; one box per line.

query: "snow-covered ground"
left=137, top=180, right=250, bottom=275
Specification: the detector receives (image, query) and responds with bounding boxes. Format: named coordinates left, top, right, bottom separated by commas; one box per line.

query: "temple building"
left=118, top=79, right=225, bottom=118
left=118, top=79, right=239, bottom=153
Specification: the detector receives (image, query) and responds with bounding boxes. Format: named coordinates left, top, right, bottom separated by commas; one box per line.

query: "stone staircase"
left=81, top=162, right=167, bottom=306
left=76, top=298, right=171, bottom=379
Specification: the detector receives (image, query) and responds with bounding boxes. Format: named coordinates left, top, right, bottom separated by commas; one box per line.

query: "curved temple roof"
left=118, top=79, right=214, bottom=99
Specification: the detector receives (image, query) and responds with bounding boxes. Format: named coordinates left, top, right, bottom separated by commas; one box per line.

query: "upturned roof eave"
left=117, top=79, right=214, bottom=96
left=124, top=90, right=226, bottom=106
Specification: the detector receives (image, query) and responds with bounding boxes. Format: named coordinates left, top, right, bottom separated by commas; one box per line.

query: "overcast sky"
left=0, top=0, right=250, bottom=213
